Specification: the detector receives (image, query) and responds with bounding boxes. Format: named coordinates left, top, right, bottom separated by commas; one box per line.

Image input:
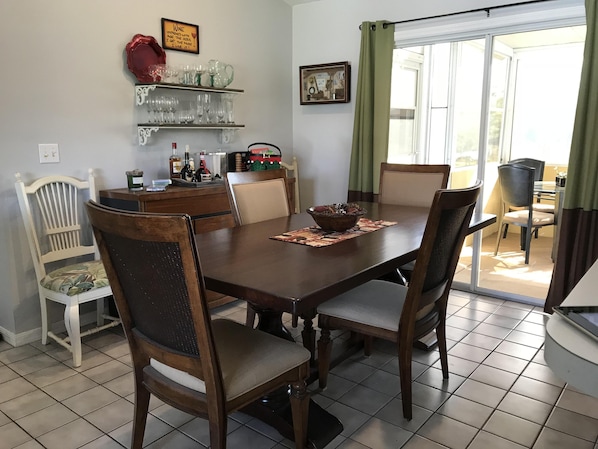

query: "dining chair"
left=506, top=158, right=555, bottom=238
left=280, top=156, right=300, bottom=213
left=14, top=170, right=120, bottom=367
left=494, top=164, right=555, bottom=264
left=378, top=163, right=451, bottom=285
left=225, top=168, right=292, bottom=226
left=317, top=181, right=482, bottom=420
left=85, top=201, right=310, bottom=449
left=225, top=168, right=292, bottom=326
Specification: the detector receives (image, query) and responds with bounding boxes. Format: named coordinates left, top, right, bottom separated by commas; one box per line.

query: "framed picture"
left=299, top=61, right=350, bottom=105
left=161, top=18, right=199, bottom=54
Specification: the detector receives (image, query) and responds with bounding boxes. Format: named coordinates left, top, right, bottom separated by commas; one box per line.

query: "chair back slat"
left=401, top=182, right=482, bottom=333
left=15, top=171, right=98, bottom=278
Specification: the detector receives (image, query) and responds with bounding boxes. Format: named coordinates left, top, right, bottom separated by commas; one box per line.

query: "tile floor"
left=1, top=292, right=598, bottom=449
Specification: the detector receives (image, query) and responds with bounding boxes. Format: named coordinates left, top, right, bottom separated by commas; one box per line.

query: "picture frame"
left=299, top=61, right=350, bottom=105
left=161, top=18, right=199, bottom=54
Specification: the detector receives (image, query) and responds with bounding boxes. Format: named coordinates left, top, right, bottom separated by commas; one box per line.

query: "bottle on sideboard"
left=180, top=145, right=195, bottom=182
left=198, top=152, right=212, bottom=182
left=169, top=142, right=182, bottom=179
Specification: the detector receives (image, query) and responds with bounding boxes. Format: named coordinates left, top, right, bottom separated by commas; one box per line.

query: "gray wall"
left=0, top=0, right=293, bottom=341
left=0, top=0, right=584, bottom=343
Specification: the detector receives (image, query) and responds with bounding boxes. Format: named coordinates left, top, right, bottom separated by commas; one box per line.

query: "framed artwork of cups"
left=299, top=61, right=350, bottom=105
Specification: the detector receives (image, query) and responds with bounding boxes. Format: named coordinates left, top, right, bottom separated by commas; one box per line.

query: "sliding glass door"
left=389, top=24, right=585, bottom=304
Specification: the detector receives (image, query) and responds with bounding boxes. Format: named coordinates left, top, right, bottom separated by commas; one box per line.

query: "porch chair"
left=378, top=163, right=451, bottom=285
left=494, top=164, right=555, bottom=264
left=85, top=201, right=310, bottom=449
left=317, top=181, right=482, bottom=420
left=225, top=169, right=293, bottom=327
left=14, top=170, right=120, bottom=367
left=505, top=158, right=555, bottom=238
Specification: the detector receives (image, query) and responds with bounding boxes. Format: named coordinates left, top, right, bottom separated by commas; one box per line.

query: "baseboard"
left=0, top=311, right=100, bottom=348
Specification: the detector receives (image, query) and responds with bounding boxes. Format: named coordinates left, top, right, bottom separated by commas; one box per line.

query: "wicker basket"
left=306, top=204, right=366, bottom=232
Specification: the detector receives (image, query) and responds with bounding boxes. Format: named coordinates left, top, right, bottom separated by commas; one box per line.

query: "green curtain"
left=347, top=20, right=395, bottom=202
left=545, top=0, right=598, bottom=312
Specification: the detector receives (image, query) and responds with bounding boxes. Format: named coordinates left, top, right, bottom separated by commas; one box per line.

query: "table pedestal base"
left=242, top=398, right=343, bottom=449
left=251, top=308, right=343, bottom=448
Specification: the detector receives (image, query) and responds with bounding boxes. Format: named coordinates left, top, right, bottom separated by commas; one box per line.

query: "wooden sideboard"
left=99, top=178, right=295, bottom=308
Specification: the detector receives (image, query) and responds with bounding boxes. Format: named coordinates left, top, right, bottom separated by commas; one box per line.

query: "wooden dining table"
left=195, top=200, right=495, bottom=448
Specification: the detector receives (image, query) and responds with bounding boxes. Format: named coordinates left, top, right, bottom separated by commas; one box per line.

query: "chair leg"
left=289, top=379, right=309, bottom=449
left=364, top=335, right=374, bottom=356
left=436, top=322, right=449, bottom=379
left=245, top=305, right=256, bottom=328
left=317, top=328, right=332, bottom=389
left=64, top=301, right=82, bottom=367
left=502, top=223, right=509, bottom=238
left=494, top=223, right=505, bottom=256
left=39, top=293, right=49, bottom=345
left=398, top=341, right=413, bottom=420
left=96, top=297, right=105, bottom=326
left=208, top=409, right=228, bottom=449
left=524, top=226, right=533, bottom=265
left=131, top=381, right=151, bottom=449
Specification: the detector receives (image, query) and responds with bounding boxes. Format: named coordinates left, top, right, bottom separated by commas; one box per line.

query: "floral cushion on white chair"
left=40, top=260, right=110, bottom=296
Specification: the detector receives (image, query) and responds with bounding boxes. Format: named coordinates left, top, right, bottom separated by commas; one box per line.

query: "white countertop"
left=544, top=260, right=598, bottom=398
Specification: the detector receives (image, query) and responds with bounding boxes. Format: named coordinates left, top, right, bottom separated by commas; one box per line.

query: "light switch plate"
left=39, top=144, right=60, bottom=163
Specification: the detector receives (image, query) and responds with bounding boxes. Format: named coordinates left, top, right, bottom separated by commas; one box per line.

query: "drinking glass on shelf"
left=197, top=94, right=205, bottom=124
left=202, top=93, right=212, bottom=123
left=146, top=96, right=155, bottom=123
left=222, top=94, right=234, bottom=124
left=215, top=99, right=225, bottom=124
left=196, top=64, right=206, bottom=86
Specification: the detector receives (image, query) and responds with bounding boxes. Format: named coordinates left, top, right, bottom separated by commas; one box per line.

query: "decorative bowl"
left=306, top=203, right=366, bottom=232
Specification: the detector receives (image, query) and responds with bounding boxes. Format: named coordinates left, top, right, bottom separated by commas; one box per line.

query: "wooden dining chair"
left=225, top=168, right=293, bottom=326
left=14, top=170, right=120, bottom=367
left=225, top=169, right=292, bottom=226
left=85, top=201, right=310, bottom=449
left=494, top=164, right=555, bottom=264
left=317, top=181, right=482, bottom=420
left=378, top=163, right=451, bottom=285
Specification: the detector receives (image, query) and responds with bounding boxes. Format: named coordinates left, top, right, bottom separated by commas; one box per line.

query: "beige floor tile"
left=469, top=364, right=518, bottom=390
left=545, top=407, right=598, bottom=442
left=510, top=376, right=563, bottom=405
left=417, top=413, right=478, bottom=449
left=62, top=385, right=120, bottom=416
left=16, top=402, right=79, bottom=438
left=0, top=422, right=34, bottom=448
left=532, top=427, right=594, bottom=449
left=0, top=389, right=57, bottom=420
left=402, top=434, right=450, bottom=449
left=497, top=391, right=553, bottom=425
left=437, top=394, right=493, bottom=428
left=557, top=387, right=598, bottom=420
left=36, top=418, right=104, bottom=449
left=349, top=417, right=412, bottom=448
left=454, top=378, right=507, bottom=408
left=483, top=410, right=542, bottom=447
left=468, top=430, right=527, bottom=449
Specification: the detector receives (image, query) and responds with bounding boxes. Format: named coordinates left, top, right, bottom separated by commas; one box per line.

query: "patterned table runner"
left=270, top=218, right=397, bottom=248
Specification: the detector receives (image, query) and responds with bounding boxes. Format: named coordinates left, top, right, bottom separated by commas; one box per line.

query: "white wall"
left=0, top=0, right=293, bottom=340
left=290, top=0, right=584, bottom=205
left=0, top=0, right=584, bottom=342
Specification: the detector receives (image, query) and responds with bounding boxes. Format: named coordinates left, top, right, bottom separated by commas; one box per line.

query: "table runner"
left=270, top=218, right=397, bottom=247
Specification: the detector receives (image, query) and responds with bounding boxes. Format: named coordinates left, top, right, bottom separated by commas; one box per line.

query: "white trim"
left=394, top=0, right=585, bottom=47
left=0, top=310, right=100, bottom=347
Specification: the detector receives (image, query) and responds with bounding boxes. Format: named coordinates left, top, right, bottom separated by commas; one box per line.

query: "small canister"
left=126, top=169, right=144, bottom=190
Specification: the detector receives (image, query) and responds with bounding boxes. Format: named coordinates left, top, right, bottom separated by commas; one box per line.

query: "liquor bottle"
left=198, top=152, right=212, bottom=182
left=169, top=142, right=181, bottom=179
left=180, top=145, right=194, bottom=182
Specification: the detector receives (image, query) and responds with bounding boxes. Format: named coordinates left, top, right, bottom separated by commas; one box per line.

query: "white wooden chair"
left=281, top=156, right=300, bottom=213
left=14, top=169, right=120, bottom=367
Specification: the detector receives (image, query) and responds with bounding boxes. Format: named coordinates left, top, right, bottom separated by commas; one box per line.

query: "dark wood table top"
left=195, top=201, right=495, bottom=319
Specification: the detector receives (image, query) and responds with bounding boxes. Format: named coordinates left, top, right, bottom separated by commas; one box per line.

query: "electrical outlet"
left=39, top=144, right=60, bottom=164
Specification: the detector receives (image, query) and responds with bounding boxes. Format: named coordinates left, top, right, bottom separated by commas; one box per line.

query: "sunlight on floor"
left=455, top=231, right=554, bottom=302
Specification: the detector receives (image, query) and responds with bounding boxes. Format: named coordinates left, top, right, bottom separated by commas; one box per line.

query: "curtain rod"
left=359, top=0, right=556, bottom=30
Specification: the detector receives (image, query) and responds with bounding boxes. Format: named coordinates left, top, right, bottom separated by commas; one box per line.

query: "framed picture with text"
left=161, top=18, right=199, bottom=54
left=299, top=61, right=350, bottom=105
